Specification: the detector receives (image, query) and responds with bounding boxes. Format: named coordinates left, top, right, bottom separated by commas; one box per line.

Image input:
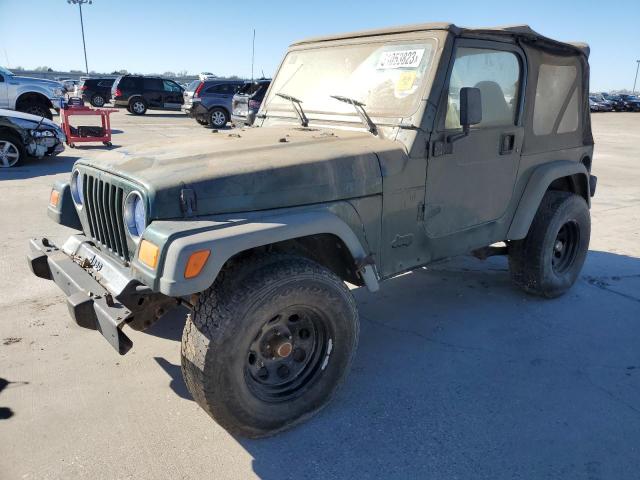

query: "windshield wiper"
left=330, top=95, right=378, bottom=135
left=276, top=93, right=309, bottom=127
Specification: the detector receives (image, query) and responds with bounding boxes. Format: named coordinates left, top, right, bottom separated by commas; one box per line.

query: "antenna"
left=251, top=28, right=255, bottom=83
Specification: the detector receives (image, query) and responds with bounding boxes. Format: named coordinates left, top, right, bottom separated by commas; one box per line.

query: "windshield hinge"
left=180, top=188, right=197, bottom=217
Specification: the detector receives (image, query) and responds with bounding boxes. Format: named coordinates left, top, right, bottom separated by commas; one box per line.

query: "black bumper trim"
left=27, top=237, right=133, bottom=354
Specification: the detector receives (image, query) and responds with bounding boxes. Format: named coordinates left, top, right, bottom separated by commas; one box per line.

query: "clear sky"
left=1, top=0, right=639, bottom=91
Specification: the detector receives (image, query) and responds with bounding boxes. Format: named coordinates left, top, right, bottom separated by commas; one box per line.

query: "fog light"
left=184, top=249, right=210, bottom=279
left=49, top=189, right=60, bottom=207
left=138, top=240, right=159, bottom=269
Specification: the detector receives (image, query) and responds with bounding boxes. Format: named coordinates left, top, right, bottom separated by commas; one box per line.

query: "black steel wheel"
left=509, top=191, right=590, bottom=298
left=244, top=306, right=331, bottom=403
left=551, top=220, right=581, bottom=275
left=181, top=254, right=359, bottom=438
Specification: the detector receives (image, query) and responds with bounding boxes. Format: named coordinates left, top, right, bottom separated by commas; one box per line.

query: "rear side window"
left=533, top=65, right=579, bottom=135
left=143, top=78, right=163, bottom=90
left=119, top=77, right=140, bottom=89
left=97, top=79, right=114, bottom=87
left=206, top=84, right=233, bottom=94
left=445, top=47, right=521, bottom=129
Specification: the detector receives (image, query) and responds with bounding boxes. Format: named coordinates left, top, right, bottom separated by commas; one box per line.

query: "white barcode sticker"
left=377, top=49, right=425, bottom=69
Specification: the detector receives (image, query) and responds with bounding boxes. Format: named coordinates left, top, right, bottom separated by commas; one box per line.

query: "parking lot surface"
left=1, top=111, right=639, bottom=479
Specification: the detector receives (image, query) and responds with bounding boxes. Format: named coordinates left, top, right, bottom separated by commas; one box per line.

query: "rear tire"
left=509, top=191, right=590, bottom=298
left=0, top=131, right=26, bottom=168
left=181, top=254, right=359, bottom=438
left=208, top=107, right=228, bottom=128
left=90, top=94, right=106, bottom=107
left=129, top=98, right=147, bottom=115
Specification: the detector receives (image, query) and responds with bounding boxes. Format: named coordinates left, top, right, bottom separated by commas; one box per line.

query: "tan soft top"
left=292, top=23, right=589, bottom=57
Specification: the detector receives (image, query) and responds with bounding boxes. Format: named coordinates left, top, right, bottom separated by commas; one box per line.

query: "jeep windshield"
left=263, top=39, right=437, bottom=122
left=0, top=66, right=13, bottom=76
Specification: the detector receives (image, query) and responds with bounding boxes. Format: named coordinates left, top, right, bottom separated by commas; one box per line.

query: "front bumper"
left=27, top=235, right=139, bottom=354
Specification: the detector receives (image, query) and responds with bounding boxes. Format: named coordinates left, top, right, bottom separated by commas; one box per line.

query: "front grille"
left=83, top=174, right=130, bottom=261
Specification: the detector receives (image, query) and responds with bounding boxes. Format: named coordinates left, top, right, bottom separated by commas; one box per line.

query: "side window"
left=0, top=74, right=4, bottom=82
left=119, top=77, right=138, bottom=89
left=533, top=65, right=579, bottom=135
left=445, top=47, right=521, bottom=129
left=144, top=78, right=163, bottom=90
left=206, top=84, right=228, bottom=94
left=163, top=80, right=182, bottom=92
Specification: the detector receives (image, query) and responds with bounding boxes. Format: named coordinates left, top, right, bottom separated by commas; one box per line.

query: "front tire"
left=181, top=254, right=359, bottom=438
left=0, top=132, right=26, bottom=168
left=19, top=101, right=52, bottom=120
left=509, top=191, right=590, bottom=298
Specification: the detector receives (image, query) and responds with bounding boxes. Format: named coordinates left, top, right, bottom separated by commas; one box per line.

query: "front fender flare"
left=507, top=160, right=590, bottom=240
left=141, top=210, right=380, bottom=297
left=15, top=88, right=56, bottom=107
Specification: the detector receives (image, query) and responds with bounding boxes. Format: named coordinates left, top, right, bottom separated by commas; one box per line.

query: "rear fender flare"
left=152, top=210, right=380, bottom=296
left=507, top=160, right=590, bottom=240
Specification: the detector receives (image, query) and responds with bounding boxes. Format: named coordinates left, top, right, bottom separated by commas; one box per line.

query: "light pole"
left=67, top=0, right=92, bottom=74
left=634, top=60, right=640, bottom=94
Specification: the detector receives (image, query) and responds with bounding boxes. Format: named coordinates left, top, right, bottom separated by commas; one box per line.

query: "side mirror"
left=442, top=87, right=483, bottom=154
left=459, top=87, right=482, bottom=130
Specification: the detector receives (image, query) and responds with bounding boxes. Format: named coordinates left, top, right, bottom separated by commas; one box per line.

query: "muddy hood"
left=78, top=126, right=394, bottom=219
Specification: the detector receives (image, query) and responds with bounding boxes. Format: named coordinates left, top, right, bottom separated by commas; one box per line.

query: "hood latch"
left=180, top=188, right=197, bottom=217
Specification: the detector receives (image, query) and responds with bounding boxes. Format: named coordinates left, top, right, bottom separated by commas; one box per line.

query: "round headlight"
left=124, top=191, right=146, bottom=240
left=71, top=170, right=84, bottom=206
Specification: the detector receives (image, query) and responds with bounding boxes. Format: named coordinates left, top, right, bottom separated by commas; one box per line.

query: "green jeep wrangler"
left=29, top=23, right=596, bottom=437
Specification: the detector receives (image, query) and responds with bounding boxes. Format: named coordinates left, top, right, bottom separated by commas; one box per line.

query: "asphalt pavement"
left=1, top=110, right=639, bottom=480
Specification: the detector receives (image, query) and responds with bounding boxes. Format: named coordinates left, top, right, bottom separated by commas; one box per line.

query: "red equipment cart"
left=60, top=104, right=118, bottom=148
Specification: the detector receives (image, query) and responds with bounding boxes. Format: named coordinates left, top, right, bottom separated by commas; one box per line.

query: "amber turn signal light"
left=49, top=189, right=60, bottom=207
left=184, top=249, right=210, bottom=279
left=138, top=240, right=160, bottom=269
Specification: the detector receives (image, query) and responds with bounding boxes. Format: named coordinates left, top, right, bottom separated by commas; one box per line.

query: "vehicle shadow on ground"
left=0, top=154, right=80, bottom=180
left=153, top=357, right=191, bottom=400
left=0, top=377, right=13, bottom=420
left=0, top=377, right=29, bottom=420
left=69, top=144, right=121, bottom=151
left=127, top=112, right=185, bottom=118
left=225, top=250, right=640, bottom=479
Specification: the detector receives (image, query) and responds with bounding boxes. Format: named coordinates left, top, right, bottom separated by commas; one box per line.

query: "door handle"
left=500, top=133, right=516, bottom=155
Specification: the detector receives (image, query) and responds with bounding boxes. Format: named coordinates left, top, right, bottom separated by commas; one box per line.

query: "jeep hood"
left=78, top=126, right=399, bottom=219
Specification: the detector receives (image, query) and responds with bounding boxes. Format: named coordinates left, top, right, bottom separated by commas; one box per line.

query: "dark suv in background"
left=79, top=78, right=115, bottom=107
left=111, top=75, right=184, bottom=115
left=231, top=79, right=271, bottom=126
left=183, top=79, right=244, bottom=127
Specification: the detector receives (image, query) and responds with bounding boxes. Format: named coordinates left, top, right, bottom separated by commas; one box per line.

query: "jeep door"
left=143, top=78, right=165, bottom=109
left=162, top=79, right=184, bottom=110
left=424, top=40, right=525, bottom=253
